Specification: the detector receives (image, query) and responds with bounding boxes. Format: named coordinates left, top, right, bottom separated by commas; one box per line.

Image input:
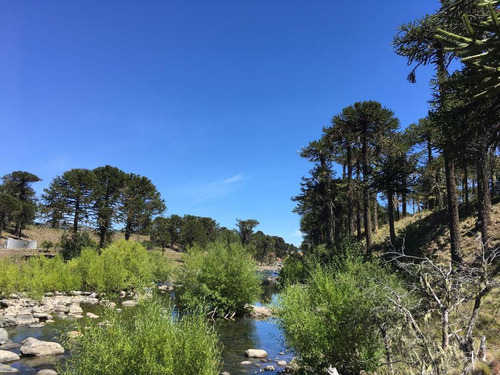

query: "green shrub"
left=278, top=254, right=308, bottom=286
left=74, top=240, right=171, bottom=292
left=176, top=241, right=261, bottom=316
left=278, top=256, right=406, bottom=374
left=61, top=299, right=222, bottom=375
left=0, top=240, right=173, bottom=297
left=60, top=231, right=97, bottom=260
left=0, top=258, right=22, bottom=296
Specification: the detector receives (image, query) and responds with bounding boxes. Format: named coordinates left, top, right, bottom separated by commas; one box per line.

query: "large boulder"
left=68, top=304, right=83, bottom=315
left=0, top=363, right=19, bottom=372
left=36, top=370, right=58, bottom=375
left=244, top=349, right=268, bottom=358
left=20, top=338, right=64, bottom=357
left=0, top=350, right=20, bottom=363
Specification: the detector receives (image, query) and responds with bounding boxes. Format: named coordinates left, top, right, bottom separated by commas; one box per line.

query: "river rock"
left=33, top=313, right=51, bottom=320
left=20, top=337, right=64, bottom=356
left=264, top=365, right=275, bottom=371
left=15, top=312, right=37, bottom=325
left=0, top=329, right=8, bottom=345
left=276, top=360, right=287, bottom=366
left=241, top=361, right=252, bottom=365
left=122, top=300, right=136, bottom=307
left=244, top=349, right=268, bottom=358
left=85, top=312, right=99, bottom=319
left=36, top=370, right=58, bottom=375
left=0, top=363, right=19, bottom=373
left=0, top=350, right=20, bottom=363
left=0, top=318, right=16, bottom=329
left=248, top=305, right=272, bottom=319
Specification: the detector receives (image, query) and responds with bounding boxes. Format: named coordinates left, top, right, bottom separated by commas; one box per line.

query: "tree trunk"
left=476, top=138, right=491, bottom=250
left=347, top=145, right=355, bottom=235
left=362, top=134, right=373, bottom=252
left=372, top=192, right=378, bottom=233
left=73, top=197, right=80, bottom=234
left=444, top=151, right=463, bottom=264
left=463, top=158, right=470, bottom=215
left=356, top=164, right=362, bottom=240
left=388, top=188, right=396, bottom=245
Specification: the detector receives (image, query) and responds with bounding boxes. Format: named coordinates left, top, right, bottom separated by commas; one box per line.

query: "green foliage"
left=121, top=173, right=166, bottom=240
left=278, top=254, right=308, bottom=286
left=236, top=218, right=259, bottom=245
left=0, top=257, right=22, bottom=296
left=19, top=256, right=81, bottom=298
left=73, top=240, right=162, bottom=292
left=278, top=255, right=406, bottom=374
left=279, top=238, right=364, bottom=287
left=60, top=231, right=97, bottom=260
left=177, top=241, right=261, bottom=316
left=61, top=299, right=221, bottom=375
left=0, top=241, right=173, bottom=296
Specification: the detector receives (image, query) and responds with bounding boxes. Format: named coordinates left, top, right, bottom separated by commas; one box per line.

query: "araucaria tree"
left=1, top=171, right=41, bottom=238
left=120, top=173, right=166, bottom=240
left=91, top=166, right=127, bottom=249
left=42, top=168, right=96, bottom=233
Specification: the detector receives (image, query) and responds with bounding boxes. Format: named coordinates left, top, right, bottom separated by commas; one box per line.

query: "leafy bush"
left=60, top=231, right=97, bottom=260
left=0, top=240, right=173, bottom=297
left=176, top=241, right=261, bottom=316
left=74, top=240, right=171, bottom=292
left=0, top=257, right=22, bottom=296
left=278, top=254, right=308, bottom=286
left=278, top=256, right=406, bottom=374
left=278, top=238, right=364, bottom=287
left=61, top=299, right=222, bottom=375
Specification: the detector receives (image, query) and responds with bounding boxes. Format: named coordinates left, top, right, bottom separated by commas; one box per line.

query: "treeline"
left=295, top=0, right=500, bottom=264
left=0, top=166, right=296, bottom=260
left=150, top=216, right=295, bottom=261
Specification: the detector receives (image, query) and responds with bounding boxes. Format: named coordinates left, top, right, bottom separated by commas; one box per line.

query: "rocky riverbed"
left=0, top=281, right=293, bottom=375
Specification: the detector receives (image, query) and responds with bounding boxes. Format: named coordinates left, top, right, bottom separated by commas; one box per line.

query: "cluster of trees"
left=0, top=167, right=295, bottom=261
left=41, top=165, right=166, bottom=248
left=150, top=216, right=295, bottom=261
left=0, top=166, right=165, bottom=249
left=294, top=0, right=500, bottom=264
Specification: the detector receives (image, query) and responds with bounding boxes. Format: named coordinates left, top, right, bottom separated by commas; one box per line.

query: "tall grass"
left=61, top=299, right=222, bottom=375
left=0, top=240, right=173, bottom=297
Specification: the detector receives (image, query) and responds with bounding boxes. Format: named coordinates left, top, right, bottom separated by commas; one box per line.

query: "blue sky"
left=1, top=1, right=441, bottom=246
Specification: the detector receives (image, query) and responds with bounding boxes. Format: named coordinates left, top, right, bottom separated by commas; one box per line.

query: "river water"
left=4, top=272, right=294, bottom=375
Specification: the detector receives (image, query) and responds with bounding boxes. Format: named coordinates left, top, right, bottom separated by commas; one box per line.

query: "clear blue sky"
left=1, top=1, right=441, bottom=246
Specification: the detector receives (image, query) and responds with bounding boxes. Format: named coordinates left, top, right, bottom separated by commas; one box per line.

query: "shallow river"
left=4, top=272, right=294, bottom=375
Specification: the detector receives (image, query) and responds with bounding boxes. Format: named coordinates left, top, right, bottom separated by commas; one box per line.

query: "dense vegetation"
left=62, top=299, right=222, bottom=375
left=0, top=240, right=173, bottom=297
left=294, top=1, right=499, bottom=263
left=176, top=241, right=261, bottom=317
left=280, top=2, right=500, bottom=374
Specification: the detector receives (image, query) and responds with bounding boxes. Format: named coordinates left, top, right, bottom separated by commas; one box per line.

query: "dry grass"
left=373, top=200, right=500, bottom=261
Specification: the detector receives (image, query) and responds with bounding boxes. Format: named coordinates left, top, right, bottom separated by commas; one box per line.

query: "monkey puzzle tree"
left=120, top=173, right=166, bottom=240
left=42, top=168, right=96, bottom=233
left=236, top=218, right=260, bottom=246
left=1, top=171, right=41, bottom=238
left=92, top=165, right=126, bottom=249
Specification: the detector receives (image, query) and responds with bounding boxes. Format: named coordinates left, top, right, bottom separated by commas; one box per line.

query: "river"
left=3, top=272, right=294, bottom=375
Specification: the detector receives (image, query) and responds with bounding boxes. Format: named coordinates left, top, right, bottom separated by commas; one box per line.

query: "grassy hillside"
left=373, top=198, right=500, bottom=261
